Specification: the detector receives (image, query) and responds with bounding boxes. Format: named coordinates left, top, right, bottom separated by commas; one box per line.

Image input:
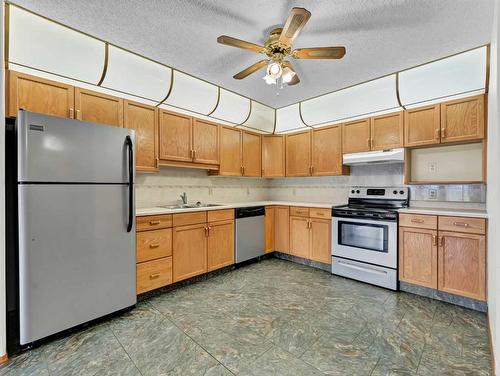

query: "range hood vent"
left=343, top=148, right=405, bottom=166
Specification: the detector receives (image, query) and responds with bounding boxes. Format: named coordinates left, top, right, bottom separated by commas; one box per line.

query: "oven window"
left=338, top=221, right=388, bottom=253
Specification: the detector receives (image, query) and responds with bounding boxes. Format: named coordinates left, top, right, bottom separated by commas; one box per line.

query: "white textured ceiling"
left=11, top=0, right=494, bottom=108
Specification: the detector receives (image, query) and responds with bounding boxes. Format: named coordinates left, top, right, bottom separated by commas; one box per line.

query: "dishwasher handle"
left=236, top=206, right=265, bottom=218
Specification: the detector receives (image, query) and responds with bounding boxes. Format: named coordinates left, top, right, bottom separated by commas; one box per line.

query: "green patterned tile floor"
left=1, top=259, right=492, bottom=375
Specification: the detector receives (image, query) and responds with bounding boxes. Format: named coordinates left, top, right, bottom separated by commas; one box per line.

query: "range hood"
left=343, top=148, right=405, bottom=166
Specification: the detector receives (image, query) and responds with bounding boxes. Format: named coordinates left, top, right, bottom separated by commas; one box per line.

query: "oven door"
left=332, top=217, right=397, bottom=269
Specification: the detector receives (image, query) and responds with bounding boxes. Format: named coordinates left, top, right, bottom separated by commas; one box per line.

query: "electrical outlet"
left=428, top=189, right=438, bottom=200
left=428, top=162, right=437, bottom=173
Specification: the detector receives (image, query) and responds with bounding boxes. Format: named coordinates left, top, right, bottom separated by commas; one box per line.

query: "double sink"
left=160, top=203, right=222, bottom=211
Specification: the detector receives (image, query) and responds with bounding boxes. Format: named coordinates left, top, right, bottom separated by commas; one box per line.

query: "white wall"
left=488, top=0, right=500, bottom=372
left=0, top=1, right=7, bottom=360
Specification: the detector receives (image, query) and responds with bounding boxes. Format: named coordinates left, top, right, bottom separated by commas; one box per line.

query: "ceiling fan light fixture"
left=267, top=62, right=282, bottom=78
left=263, top=74, right=277, bottom=85
left=281, top=66, right=296, bottom=83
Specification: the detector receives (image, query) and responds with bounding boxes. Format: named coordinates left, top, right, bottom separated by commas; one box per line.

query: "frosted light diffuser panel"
left=242, top=101, right=275, bottom=133
left=300, top=75, right=400, bottom=126
left=399, top=46, right=486, bottom=106
left=275, top=104, right=308, bottom=133
left=102, top=46, right=172, bottom=102
left=165, top=71, right=218, bottom=114
left=9, top=6, right=105, bottom=84
left=211, top=89, right=251, bottom=124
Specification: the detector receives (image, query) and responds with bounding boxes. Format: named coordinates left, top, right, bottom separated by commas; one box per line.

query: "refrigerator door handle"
left=126, top=136, right=134, bottom=232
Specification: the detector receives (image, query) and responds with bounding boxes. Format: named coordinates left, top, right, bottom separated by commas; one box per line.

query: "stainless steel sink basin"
left=160, top=203, right=222, bottom=210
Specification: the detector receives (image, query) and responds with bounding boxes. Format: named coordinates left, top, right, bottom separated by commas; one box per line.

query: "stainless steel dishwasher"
left=235, top=206, right=265, bottom=263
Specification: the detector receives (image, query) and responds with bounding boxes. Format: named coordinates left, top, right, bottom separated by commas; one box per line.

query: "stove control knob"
left=393, top=190, right=397, bottom=194
left=400, top=190, right=405, bottom=195
left=351, top=190, right=355, bottom=194
left=356, top=190, right=360, bottom=194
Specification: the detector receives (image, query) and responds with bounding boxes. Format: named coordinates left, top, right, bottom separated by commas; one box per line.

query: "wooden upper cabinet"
left=370, top=111, right=403, bottom=150
left=219, top=126, right=242, bottom=176
left=159, top=110, right=192, bottom=162
left=274, top=206, right=290, bottom=253
left=207, top=219, right=234, bottom=271
left=124, top=101, right=158, bottom=172
left=404, top=104, right=440, bottom=147
left=7, top=70, right=75, bottom=118
left=192, top=119, right=219, bottom=165
left=172, top=223, right=208, bottom=282
left=438, top=231, right=486, bottom=300
left=289, top=216, right=310, bottom=259
left=75, top=88, right=123, bottom=127
left=265, top=206, right=275, bottom=253
left=262, top=135, right=285, bottom=177
left=310, top=218, right=331, bottom=264
left=312, top=125, right=343, bottom=176
left=440, top=95, right=485, bottom=144
left=286, top=130, right=311, bottom=176
left=342, top=119, right=370, bottom=154
left=242, top=131, right=261, bottom=177
left=399, top=227, right=437, bottom=289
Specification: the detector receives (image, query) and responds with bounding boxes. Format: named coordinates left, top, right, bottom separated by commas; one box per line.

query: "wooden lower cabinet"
left=136, top=228, right=172, bottom=263
left=173, top=223, right=208, bottom=282
left=399, top=227, right=437, bottom=288
left=310, top=218, right=331, bottom=264
left=438, top=231, right=486, bottom=300
left=136, top=257, right=173, bottom=294
left=274, top=206, right=290, bottom=253
left=289, top=216, right=310, bottom=258
left=207, top=220, right=234, bottom=271
left=265, top=206, right=275, bottom=253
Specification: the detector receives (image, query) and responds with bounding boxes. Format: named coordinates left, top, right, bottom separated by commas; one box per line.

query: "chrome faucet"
left=180, top=192, right=188, bottom=205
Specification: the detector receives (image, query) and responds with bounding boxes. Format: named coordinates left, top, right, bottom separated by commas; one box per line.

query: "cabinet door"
left=262, top=135, right=285, bottom=177
left=242, top=131, right=261, bottom=177
left=399, top=227, right=437, bottom=288
left=75, top=88, right=123, bottom=127
left=159, top=111, right=193, bottom=162
left=7, top=70, right=75, bottom=118
left=289, top=216, right=310, bottom=259
left=192, top=119, right=219, bottom=165
left=265, top=206, right=275, bottom=253
left=404, top=105, right=440, bottom=147
left=370, top=112, right=403, bottom=150
left=438, top=231, right=486, bottom=300
left=310, top=218, right=331, bottom=264
left=274, top=206, right=289, bottom=253
left=207, top=220, right=234, bottom=271
left=286, top=131, right=311, bottom=176
left=124, top=101, right=158, bottom=172
left=312, top=125, right=342, bottom=176
left=173, top=223, right=208, bottom=282
left=342, top=119, right=370, bottom=154
left=219, top=127, right=242, bottom=176
left=440, top=95, right=485, bottom=143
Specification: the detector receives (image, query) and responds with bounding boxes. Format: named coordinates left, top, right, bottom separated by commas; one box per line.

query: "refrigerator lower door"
left=18, top=184, right=136, bottom=345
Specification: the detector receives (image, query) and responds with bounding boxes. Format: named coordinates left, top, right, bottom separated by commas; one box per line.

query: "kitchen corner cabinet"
left=217, top=127, right=261, bottom=176
left=286, top=130, right=311, bottom=176
left=262, top=135, right=285, bottom=177
left=75, top=88, right=124, bottom=127
left=7, top=70, right=75, bottom=118
left=265, top=206, right=275, bottom=253
left=124, top=100, right=159, bottom=172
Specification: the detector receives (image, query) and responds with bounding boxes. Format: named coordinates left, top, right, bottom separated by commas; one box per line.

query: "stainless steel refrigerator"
left=12, top=110, right=136, bottom=346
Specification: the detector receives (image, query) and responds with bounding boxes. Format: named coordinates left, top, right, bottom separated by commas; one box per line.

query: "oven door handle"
left=337, top=261, right=388, bottom=276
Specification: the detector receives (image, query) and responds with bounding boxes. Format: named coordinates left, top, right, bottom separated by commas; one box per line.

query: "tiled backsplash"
left=136, top=164, right=486, bottom=209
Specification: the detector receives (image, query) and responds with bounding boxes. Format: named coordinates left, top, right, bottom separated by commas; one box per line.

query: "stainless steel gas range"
left=331, top=187, right=409, bottom=290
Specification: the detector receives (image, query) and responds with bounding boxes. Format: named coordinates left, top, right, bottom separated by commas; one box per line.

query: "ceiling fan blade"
left=233, top=60, right=269, bottom=79
left=283, top=62, right=300, bottom=86
left=217, top=35, right=266, bottom=54
left=279, top=7, right=311, bottom=47
left=293, top=47, right=346, bottom=59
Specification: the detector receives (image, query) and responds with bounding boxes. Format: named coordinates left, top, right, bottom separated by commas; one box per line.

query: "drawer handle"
left=316, top=212, right=324, bottom=216
left=432, top=235, right=437, bottom=246
left=453, top=222, right=470, bottom=227
left=149, top=244, right=160, bottom=248
left=149, top=221, right=161, bottom=225
left=149, top=273, right=160, bottom=279
left=411, top=218, right=424, bottom=223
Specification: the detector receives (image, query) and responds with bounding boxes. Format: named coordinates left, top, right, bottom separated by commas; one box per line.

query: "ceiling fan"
left=217, top=7, right=346, bottom=87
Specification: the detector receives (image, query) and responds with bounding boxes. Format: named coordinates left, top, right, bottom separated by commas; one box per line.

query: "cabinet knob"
left=149, top=273, right=160, bottom=280
left=76, top=109, right=82, bottom=120
left=432, top=235, right=437, bottom=246
left=441, top=128, right=446, bottom=138
left=69, top=108, right=74, bottom=119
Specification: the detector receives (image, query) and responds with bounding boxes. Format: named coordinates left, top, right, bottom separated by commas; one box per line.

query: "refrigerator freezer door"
left=17, top=110, right=134, bottom=183
left=18, top=184, right=136, bottom=344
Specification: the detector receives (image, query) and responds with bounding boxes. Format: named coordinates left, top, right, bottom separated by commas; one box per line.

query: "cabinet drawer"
left=208, top=209, right=234, bottom=222
left=290, top=207, right=310, bottom=217
left=173, top=211, right=207, bottom=226
left=310, top=208, right=331, bottom=219
left=136, top=257, right=172, bottom=294
left=399, top=214, right=437, bottom=230
left=438, top=216, right=486, bottom=235
left=137, top=228, right=172, bottom=263
left=137, top=215, right=172, bottom=231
